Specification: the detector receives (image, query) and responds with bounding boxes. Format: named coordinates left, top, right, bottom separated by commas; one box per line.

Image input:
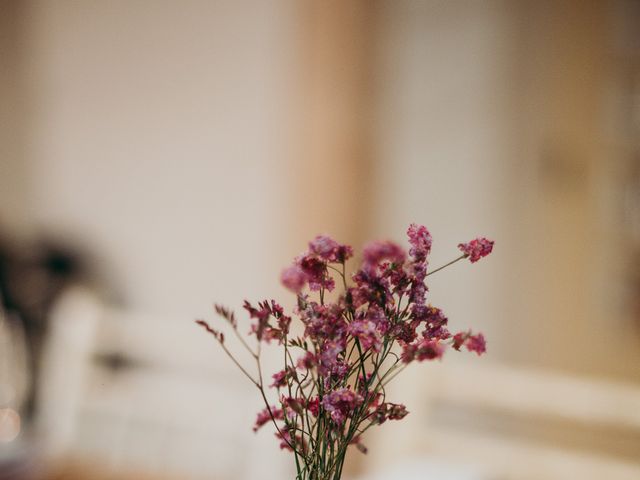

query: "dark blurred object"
left=0, top=232, right=87, bottom=421
left=0, top=452, right=42, bottom=480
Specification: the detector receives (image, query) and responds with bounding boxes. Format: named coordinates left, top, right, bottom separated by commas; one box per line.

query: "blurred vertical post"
left=294, top=1, right=376, bottom=475
left=0, top=0, right=32, bottom=236
left=292, top=0, right=376, bottom=252
left=509, top=0, right=640, bottom=378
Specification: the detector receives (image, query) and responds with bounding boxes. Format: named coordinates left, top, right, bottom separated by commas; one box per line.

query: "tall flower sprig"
left=196, top=224, right=493, bottom=480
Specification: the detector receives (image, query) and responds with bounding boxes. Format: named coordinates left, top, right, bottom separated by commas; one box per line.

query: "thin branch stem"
left=426, top=254, right=467, bottom=277
left=232, top=327, right=258, bottom=358
left=217, top=339, right=259, bottom=386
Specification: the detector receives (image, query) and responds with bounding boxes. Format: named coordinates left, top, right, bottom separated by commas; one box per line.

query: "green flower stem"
left=426, top=254, right=466, bottom=277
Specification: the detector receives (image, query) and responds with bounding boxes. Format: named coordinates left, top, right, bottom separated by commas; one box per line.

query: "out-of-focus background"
left=1, top=1, right=640, bottom=479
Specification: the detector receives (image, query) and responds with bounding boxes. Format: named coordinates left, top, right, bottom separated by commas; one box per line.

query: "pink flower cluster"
left=322, top=387, right=363, bottom=426
left=452, top=330, right=487, bottom=355
left=281, top=235, right=354, bottom=293
left=198, top=224, right=493, bottom=478
left=371, top=402, right=409, bottom=424
left=458, top=237, right=494, bottom=263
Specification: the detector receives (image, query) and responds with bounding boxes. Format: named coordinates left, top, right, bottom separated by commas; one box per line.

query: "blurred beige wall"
left=372, top=0, right=640, bottom=382
left=364, top=1, right=640, bottom=476
left=371, top=0, right=513, bottom=364
left=7, top=0, right=638, bottom=382
left=506, top=0, right=640, bottom=381
left=1, top=2, right=303, bottom=477
left=0, top=2, right=376, bottom=477
left=291, top=0, right=375, bottom=250
left=10, top=0, right=300, bottom=317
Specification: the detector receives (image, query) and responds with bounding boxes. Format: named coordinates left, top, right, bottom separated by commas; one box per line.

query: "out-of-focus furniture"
left=37, top=289, right=291, bottom=480
left=360, top=360, right=640, bottom=480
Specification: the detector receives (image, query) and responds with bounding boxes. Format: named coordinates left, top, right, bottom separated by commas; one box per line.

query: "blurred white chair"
left=38, top=289, right=292, bottom=479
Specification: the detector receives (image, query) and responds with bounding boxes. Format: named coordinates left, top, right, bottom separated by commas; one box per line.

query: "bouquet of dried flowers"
left=197, top=224, right=493, bottom=480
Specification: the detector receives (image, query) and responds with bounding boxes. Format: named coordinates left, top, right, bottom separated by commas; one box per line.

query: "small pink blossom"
left=296, top=351, right=317, bottom=370
left=309, top=235, right=339, bottom=258
left=281, top=265, right=306, bottom=293
left=306, top=396, right=320, bottom=417
left=302, top=303, right=347, bottom=341
left=415, top=339, right=444, bottom=361
left=366, top=306, right=390, bottom=335
left=308, top=235, right=353, bottom=263
left=392, top=320, right=419, bottom=344
left=244, top=300, right=290, bottom=343
left=298, top=254, right=335, bottom=291
left=362, top=241, right=406, bottom=271
left=467, top=333, right=486, bottom=355
left=458, top=237, right=494, bottom=263
left=453, top=331, right=486, bottom=355
left=348, top=320, right=382, bottom=352
left=243, top=300, right=270, bottom=340
left=319, top=341, right=348, bottom=380
left=402, top=338, right=445, bottom=363
left=407, top=224, right=432, bottom=260
left=270, top=368, right=295, bottom=388
left=408, top=280, right=427, bottom=306
left=253, top=406, right=283, bottom=432
left=419, top=305, right=451, bottom=341
left=322, top=387, right=364, bottom=426
left=195, top=319, right=225, bottom=343
left=387, top=403, right=409, bottom=420
left=384, top=261, right=411, bottom=297
left=350, top=270, right=394, bottom=310
left=372, top=402, right=409, bottom=424
left=275, top=429, right=306, bottom=452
